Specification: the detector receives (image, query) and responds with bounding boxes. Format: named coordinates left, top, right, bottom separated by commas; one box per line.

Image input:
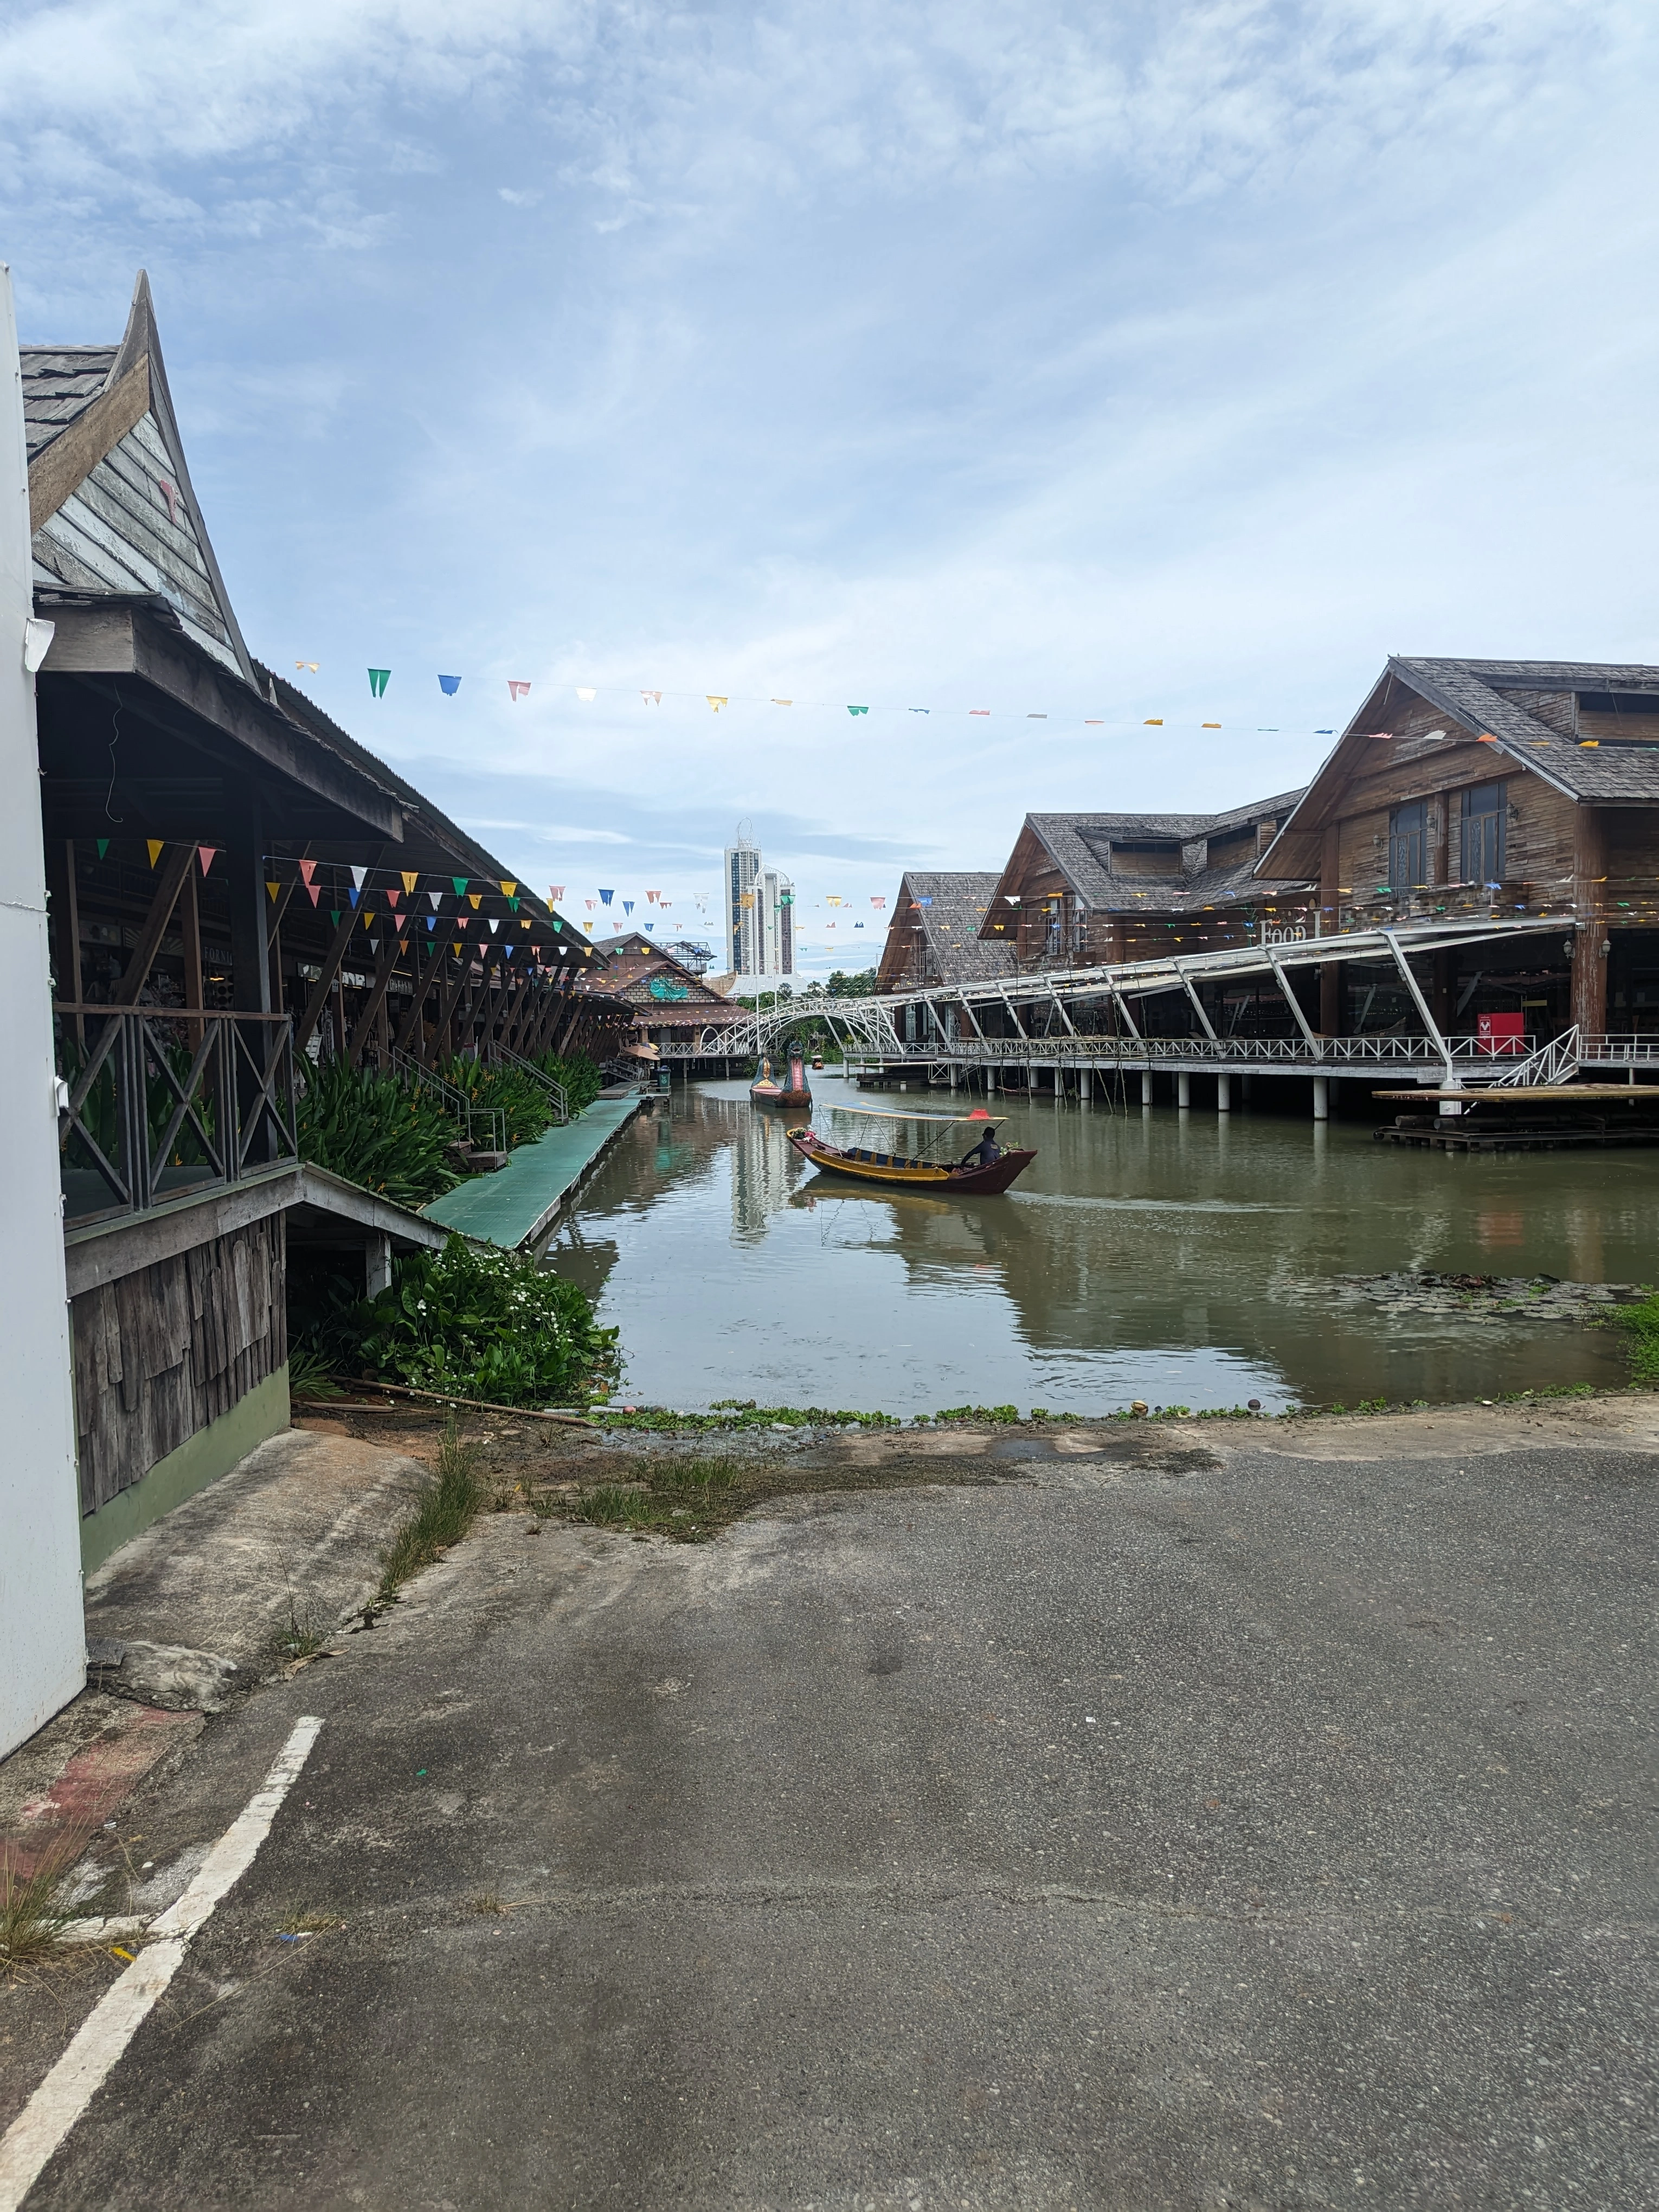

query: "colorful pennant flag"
left=508, top=680, right=531, bottom=701
left=452, top=877, right=468, bottom=896
left=294, top=661, right=318, bottom=673
left=499, top=880, right=516, bottom=897
left=401, top=872, right=417, bottom=894
left=706, top=696, right=727, bottom=712
left=368, top=669, right=390, bottom=697
left=623, top=900, right=634, bottom=915
left=642, top=691, right=660, bottom=705
left=428, top=891, right=442, bottom=910
left=438, top=675, right=461, bottom=696
left=299, top=859, right=317, bottom=887
left=147, top=840, right=164, bottom=867
left=549, top=886, right=565, bottom=901
left=770, top=698, right=792, bottom=707
left=970, top=709, right=988, bottom=718
left=266, top=880, right=280, bottom=901
left=847, top=704, right=868, bottom=716
left=96, top=838, right=110, bottom=859
left=351, top=866, right=368, bottom=890
left=599, top=889, right=614, bottom=905
left=197, top=846, right=217, bottom=874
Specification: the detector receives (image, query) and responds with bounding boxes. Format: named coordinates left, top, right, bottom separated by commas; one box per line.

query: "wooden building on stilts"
left=26, top=271, right=631, bottom=1566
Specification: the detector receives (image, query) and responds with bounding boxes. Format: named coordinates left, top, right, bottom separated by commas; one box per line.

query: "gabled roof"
left=587, top=930, right=739, bottom=1012
left=878, top=871, right=1018, bottom=988
left=1257, top=655, right=1659, bottom=880
left=983, top=791, right=1307, bottom=927
left=24, top=271, right=255, bottom=685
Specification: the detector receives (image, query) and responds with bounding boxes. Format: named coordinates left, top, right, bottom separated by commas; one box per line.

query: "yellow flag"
left=468, top=893, right=482, bottom=910
left=401, top=871, right=417, bottom=893
left=147, top=839, right=164, bottom=867
left=453, top=941, right=463, bottom=955
left=500, top=880, right=516, bottom=897
left=266, top=880, right=280, bottom=901
left=706, top=695, right=728, bottom=712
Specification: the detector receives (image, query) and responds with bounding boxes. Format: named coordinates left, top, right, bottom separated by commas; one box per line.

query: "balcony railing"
left=55, top=1005, right=298, bottom=1227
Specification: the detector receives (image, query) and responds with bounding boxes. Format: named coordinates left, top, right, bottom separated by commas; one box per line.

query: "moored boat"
left=750, top=1039, right=812, bottom=1109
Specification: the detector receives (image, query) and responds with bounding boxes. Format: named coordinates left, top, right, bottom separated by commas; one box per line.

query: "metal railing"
left=1578, top=1033, right=1659, bottom=1066
left=387, top=1047, right=507, bottom=1154
left=483, top=1040, right=569, bottom=1123
left=55, top=1005, right=298, bottom=1226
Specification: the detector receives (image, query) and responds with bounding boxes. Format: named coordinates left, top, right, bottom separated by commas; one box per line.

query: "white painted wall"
left=0, top=264, right=85, bottom=1756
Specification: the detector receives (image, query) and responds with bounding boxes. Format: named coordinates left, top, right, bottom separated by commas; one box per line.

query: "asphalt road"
left=18, top=1411, right=1658, bottom=2210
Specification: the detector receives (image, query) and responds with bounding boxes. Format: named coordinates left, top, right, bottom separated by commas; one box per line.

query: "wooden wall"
left=72, top=1214, right=286, bottom=1516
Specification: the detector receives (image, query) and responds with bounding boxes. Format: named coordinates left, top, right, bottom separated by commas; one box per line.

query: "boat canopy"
left=824, top=1102, right=1004, bottom=1126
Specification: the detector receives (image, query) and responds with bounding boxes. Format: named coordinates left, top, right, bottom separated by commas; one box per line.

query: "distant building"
left=665, top=938, right=714, bottom=975
left=588, top=931, right=747, bottom=1049
left=875, top=872, right=1018, bottom=993
left=723, top=835, right=794, bottom=976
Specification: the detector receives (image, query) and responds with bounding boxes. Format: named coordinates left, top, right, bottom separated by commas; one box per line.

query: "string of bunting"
left=320, top=663, right=1344, bottom=736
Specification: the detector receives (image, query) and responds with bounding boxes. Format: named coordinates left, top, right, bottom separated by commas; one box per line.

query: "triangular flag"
left=266, top=880, right=280, bottom=901
left=598, top=888, right=614, bottom=905
left=197, top=846, right=217, bottom=875
left=426, top=916, right=435, bottom=931
left=351, top=865, right=368, bottom=889
left=642, top=691, right=660, bottom=705
left=706, top=696, right=727, bottom=712
left=385, top=888, right=400, bottom=908
left=453, top=941, right=463, bottom=955
left=468, top=893, right=481, bottom=910
left=549, top=885, right=565, bottom=901
left=368, top=668, right=390, bottom=697
left=96, top=838, right=110, bottom=859
left=499, top=880, right=516, bottom=897
left=330, top=910, right=341, bottom=927
left=576, top=689, right=596, bottom=702
left=294, top=661, right=318, bottom=673
left=348, top=888, right=358, bottom=908
left=369, top=938, right=379, bottom=953
left=395, top=915, right=407, bottom=932
left=489, top=919, right=499, bottom=935
left=847, top=704, right=869, bottom=716
left=307, top=883, right=321, bottom=906
left=646, top=890, right=658, bottom=903
left=507, top=896, right=520, bottom=912
left=299, top=859, right=317, bottom=886
left=623, top=900, right=634, bottom=915
left=457, top=916, right=469, bottom=930
left=363, top=913, right=375, bottom=927
left=401, top=872, right=417, bottom=893
left=507, top=680, right=531, bottom=700
left=147, top=840, right=164, bottom=867
left=504, top=942, right=515, bottom=956
left=770, top=698, right=792, bottom=706
left=438, top=674, right=461, bottom=696
left=586, top=899, right=596, bottom=910
left=428, top=891, right=442, bottom=910
left=452, top=877, right=468, bottom=896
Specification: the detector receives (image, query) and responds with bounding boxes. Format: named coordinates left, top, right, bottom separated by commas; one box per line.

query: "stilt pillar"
left=1313, top=1075, right=1330, bottom=1122
left=1177, top=1072, right=1191, bottom=1109
left=1217, top=1073, right=1231, bottom=1114
left=1079, top=1067, right=1092, bottom=1105
left=1141, top=1072, right=1154, bottom=1107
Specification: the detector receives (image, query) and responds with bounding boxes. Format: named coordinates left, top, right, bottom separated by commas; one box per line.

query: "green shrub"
left=531, top=1050, right=602, bottom=1115
left=438, top=1057, right=556, bottom=1149
left=295, top=1059, right=459, bottom=1206
left=352, top=1236, right=618, bottom=1407
left=1611, top=1293, right=1659, bottom=1382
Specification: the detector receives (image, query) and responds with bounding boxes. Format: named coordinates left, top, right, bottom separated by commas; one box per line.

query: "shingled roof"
left=1257, top=656, right=1659, bottom=880
left=1386, top=658, right=1659, bottom=802
left=989, top=790, right=1309, bottom=924
left=878, top=872, right=1018, bottom=989
left=21, top=349, right=119, bottom=462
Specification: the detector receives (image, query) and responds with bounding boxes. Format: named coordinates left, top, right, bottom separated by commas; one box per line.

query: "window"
left=1460, top=782, right=1506, bottom=885
left=1388, top=800, right=1426, bottom=889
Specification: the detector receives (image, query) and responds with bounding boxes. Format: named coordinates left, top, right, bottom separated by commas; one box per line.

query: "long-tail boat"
left=786, top=1103, right=1034, bottom=1193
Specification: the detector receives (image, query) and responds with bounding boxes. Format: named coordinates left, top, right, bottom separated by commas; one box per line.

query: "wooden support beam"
left=47, top=839, right=83, bottom=1044
left=295, top=906, right=363, bottom=1055
left=180, top=864, right=204, bottom=1046
left=344, top=940, right=404, bottom=1068
left=114, top=842, right=194, bottom=1006
left=393, top=941, right=448, bottom=1053
left=1571, top=808, right=1608, bottom=1035
left=420, top=951, right=473, bottom=1069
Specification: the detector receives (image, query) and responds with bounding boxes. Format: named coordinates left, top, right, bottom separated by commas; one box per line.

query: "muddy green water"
left=545, top=1077, right=1655, bottom=1414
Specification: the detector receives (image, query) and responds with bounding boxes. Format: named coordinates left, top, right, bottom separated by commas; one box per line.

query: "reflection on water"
left=543, top=1078, right=1652, bottom=1414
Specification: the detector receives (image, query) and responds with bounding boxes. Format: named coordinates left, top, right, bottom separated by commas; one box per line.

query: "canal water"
left=545, top=1076, right=1654, bottom=1414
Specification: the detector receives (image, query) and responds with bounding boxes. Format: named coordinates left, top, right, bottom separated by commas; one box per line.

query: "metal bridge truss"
left=656, top=917, right=1630, bottom=1085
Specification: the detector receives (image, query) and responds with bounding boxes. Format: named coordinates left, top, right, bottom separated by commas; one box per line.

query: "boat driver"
left=960, top=1126, right=1002, bottom=1170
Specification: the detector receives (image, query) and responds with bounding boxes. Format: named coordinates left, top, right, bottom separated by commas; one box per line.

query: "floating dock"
left=1373, top=1084, right=1659, bottom=1152
left=421, top=1095, right=647, bottom=1248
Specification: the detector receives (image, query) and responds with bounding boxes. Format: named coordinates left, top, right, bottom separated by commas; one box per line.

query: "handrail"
left=54, top=1004, right=298, bottom=1226
left=482, top=1040, right=569, bottom=1123
left=387, top=1047, right=506, bottom=1154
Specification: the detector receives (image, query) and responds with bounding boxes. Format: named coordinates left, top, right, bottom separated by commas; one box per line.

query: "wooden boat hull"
left=786, top=1127, right=1034, bottom=1193
left=751, top=1084, right=812, bottom=1107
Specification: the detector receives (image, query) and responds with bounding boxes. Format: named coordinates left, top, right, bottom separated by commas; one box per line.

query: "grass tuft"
left=378, top=1423, right=485, bottom=1601
left=1609, top=1293, right=1659, bottom=1382
left=0, top=1851, right=83, bottom=1977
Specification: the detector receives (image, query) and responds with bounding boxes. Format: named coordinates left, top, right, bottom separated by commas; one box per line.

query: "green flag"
left=368, top=668, right=390, bottom=698
left=96, top=838, right=110, bottom=859
left=452, top=877, right=468, bottom=896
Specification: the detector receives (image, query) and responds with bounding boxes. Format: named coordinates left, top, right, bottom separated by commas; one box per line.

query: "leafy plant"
left=295, top=1058, right=459, bottom=1206
left=531, top=1049, right=602, bottom=1115
left=1609, top=1293, right=1659, bottom=1382
left=378, top=1422, right=485, bottom=1599
left=352, top=1236, right=618, bottom=1407
left=438, top=1057, right=556, bottom=1149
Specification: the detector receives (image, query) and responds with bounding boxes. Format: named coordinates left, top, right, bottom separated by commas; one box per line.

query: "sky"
left=4, top=0, right=1656, bottom=973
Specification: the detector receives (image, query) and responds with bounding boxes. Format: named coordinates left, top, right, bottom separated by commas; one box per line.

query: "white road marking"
left=0, top=1716, right=322, bottom=2211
